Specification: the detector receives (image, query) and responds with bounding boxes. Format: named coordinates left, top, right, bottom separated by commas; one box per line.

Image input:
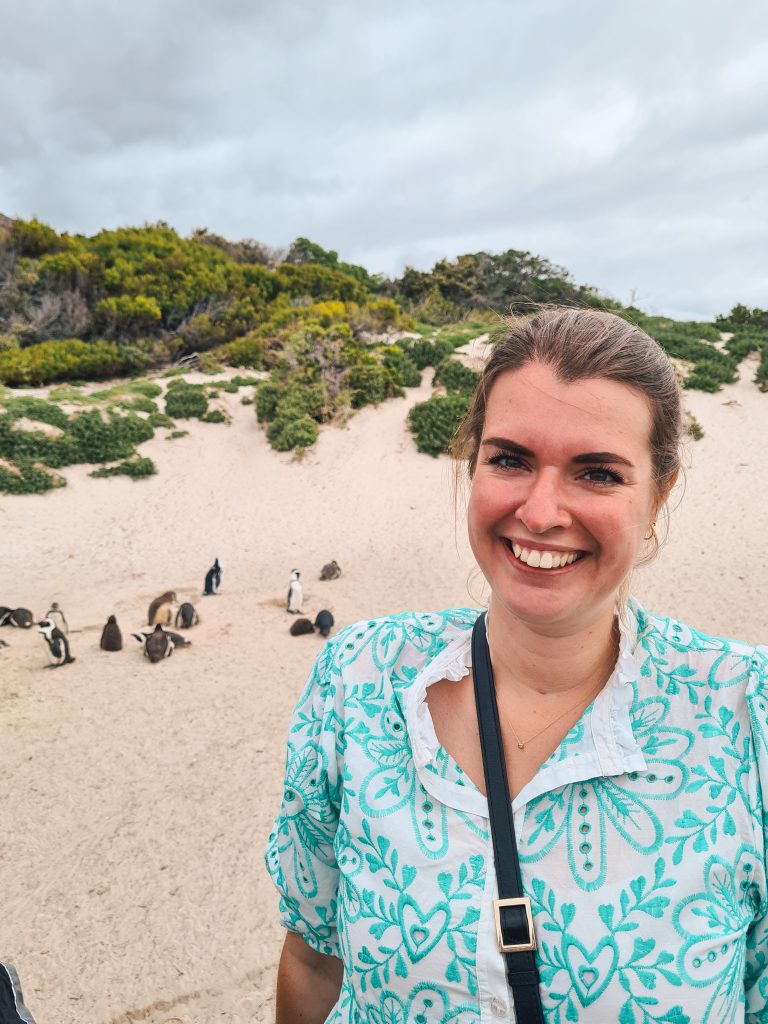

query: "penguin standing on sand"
left=45, top=602, right=68, bottom=635
left=203, top=558, right=222, bottom=596
left=100, top=615, right=123, bottom=651
left=37, top=618, right=75, bottom=667
left=287, top=569, right=303, bottom=614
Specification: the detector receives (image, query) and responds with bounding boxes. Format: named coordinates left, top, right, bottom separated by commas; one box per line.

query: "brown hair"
left=451, top=308, right=685, bottom=503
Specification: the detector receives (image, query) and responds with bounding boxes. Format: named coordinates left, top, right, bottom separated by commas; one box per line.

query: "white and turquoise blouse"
left=265, top=601, right=768, bottom=1023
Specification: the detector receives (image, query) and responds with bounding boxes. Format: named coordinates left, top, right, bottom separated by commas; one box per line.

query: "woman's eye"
left=582, top=467, right=624, bottom=486
left=488, top=453, right=525, bottom=470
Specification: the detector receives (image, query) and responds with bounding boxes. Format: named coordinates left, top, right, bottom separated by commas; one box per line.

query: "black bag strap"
left=471, top=612, right=544, bottom=1023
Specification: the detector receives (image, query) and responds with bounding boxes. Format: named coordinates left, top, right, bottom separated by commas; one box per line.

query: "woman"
left=266, top=308, right=768, bottom=1023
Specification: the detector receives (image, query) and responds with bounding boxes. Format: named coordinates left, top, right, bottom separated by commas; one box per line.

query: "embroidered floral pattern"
left=266, top=605, right=768, bottom=1022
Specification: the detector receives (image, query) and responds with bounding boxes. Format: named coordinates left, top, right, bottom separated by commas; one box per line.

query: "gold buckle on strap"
left=493, top=896, right=537, bottom=953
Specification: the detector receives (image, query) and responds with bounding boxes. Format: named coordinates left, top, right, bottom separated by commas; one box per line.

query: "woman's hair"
left=451, top=307, right=685, bottom=502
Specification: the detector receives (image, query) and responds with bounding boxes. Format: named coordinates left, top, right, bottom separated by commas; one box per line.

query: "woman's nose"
left=515, top=471, right=572, bottom=533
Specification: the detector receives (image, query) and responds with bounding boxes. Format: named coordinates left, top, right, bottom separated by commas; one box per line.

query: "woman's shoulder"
left=317, top=607, right=481, bottom=678
left=629, top=598, right=767, bottom=678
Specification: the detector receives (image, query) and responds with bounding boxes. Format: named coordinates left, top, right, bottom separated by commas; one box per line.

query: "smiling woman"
left=265, top=308, right=768, bottom=1024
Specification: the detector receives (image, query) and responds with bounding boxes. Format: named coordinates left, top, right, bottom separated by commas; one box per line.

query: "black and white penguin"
left=37, top=618, right=75, bottom=667
left=45, top=602, right=68, bottom=635
left=9, top=608, right=33, bottom=629
left=287, top=569, right=303, bottom=614
left=319, top=560, right=342, bottom=581
left=147, top=591, right=176, bottom=626
left=0, top=607, right=12, bottom=626
left=203, top=558, right=222, bottom=596
left=100, top=615, right=123, bottom=651
left=314, top=609, right=335, bottom=638
left=175, top=602, right=199, bottom=629
left=290, top=617, right=315, bottom=636
left=132, top=624, right=175, bottom=663
left=0, top=960, right=38, bottom=1024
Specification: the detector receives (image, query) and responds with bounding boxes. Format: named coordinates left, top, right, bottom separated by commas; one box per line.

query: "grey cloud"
left=1, top=0, right=766, bottom=318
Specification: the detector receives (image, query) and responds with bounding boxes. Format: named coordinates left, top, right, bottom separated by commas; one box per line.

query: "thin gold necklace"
left=499, top=678, right=605, bottom=750
left=484, top=609, right=615, bottom=751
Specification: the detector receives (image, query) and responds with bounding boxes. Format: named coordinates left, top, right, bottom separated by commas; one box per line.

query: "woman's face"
left=467, top=361, right=659, bottom=635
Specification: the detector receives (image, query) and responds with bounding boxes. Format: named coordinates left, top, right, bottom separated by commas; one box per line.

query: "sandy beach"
left=2, top=353, right=767, bottom=1024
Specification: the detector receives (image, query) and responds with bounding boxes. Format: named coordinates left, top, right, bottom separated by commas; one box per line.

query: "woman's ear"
left=654, top=469, right=680, bottom=517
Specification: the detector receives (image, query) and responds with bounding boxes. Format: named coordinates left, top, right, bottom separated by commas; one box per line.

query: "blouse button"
left=489, top=997, right=508, bottom=1018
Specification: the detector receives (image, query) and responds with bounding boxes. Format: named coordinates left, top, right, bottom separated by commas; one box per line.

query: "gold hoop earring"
left=644, top=522, right=657, bottom=543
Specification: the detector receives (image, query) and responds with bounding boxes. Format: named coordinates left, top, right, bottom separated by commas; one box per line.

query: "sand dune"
left=1, top=356, right=766, bottom=1023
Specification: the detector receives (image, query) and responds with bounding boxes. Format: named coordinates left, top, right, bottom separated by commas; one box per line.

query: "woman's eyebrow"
left=572, top=451, right=635, bottom=468
left=481, top=438, right=635, bottom=468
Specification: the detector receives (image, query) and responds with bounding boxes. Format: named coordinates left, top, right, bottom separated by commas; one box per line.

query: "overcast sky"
left=2, top=0, right=767, bottom=319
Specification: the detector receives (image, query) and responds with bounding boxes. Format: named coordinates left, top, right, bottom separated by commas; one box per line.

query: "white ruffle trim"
left=403, top=633, right=474, bottom=770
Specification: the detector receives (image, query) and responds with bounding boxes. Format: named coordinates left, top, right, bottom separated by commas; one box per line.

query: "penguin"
left=147, top=591, right=176, bottom=626
left=203, top=558, right=222, bottom=596
left=100, top=615, right=123, bottom=651
left=289, top=617, right=315, bottom=636
left=132, top=624, right=175, bottom=663
left=314, top=609, right=335, bottom=638
left=0, top=960, right=38, bottom=1024
left=9, top=608, right=34, bottom=629
left=286, top=569, right=303, bottom=614
left=45, top=602, right=68, bottom=635
left=37, top=618, right=75, bottom=667
left=319, top=560, right=342, bottom=581
left=0, top=607, right=12, bottom=626
left=174, top=602, right=199, bottom=629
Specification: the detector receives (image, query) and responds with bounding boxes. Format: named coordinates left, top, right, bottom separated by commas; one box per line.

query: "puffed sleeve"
left=265, top=639, right=343, bottom=957
left=744, top=644, right=768, bottom=1021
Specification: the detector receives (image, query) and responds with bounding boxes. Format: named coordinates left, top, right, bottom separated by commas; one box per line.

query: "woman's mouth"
left=504, top=539, right=586, bottom=570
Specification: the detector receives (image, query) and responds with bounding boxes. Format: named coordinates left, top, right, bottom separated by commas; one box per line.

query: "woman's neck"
left=485, top=599, right=620, bottom=699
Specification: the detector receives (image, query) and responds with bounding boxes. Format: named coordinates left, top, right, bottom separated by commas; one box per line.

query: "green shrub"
left=687, top=413, right=704, bottom=441
left=0, top=339, right=130, bottom=386
left=201, top=409, right=227, bottom=424
left=433, top=359, right=480, bottom=394
left=219, top=331, right=266, bottom=369
left=90, top=456, right=157, bottom=479
left=382, top=347, right=421, bottom=388
left=167, top=429, right=189, bottom=439
left=683, top=358, right=737, bottom=392
left=267, top=414, right=319, bottom=451
left=399, top=337, right=454, bottom=370
left=346, top=363, right=402, bottom=408
left=240, top=396, right=253, bottom=405
left=0, top=458, right=63, bottom=495
left=165, top=385, right=208, bottom=418
left=147, top=411, right=174, bottom=428
left=408, top=393, right=470, bottom=457
left=70, top=409, right=154, bottom=463
left=255, top=381, right=282, bottom=422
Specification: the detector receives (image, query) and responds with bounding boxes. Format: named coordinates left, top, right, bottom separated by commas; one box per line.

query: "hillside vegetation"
left=0, top=216, right=766, bottom=488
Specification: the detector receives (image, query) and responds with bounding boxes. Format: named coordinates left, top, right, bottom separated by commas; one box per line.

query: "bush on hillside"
left=433, top=359, right=480, bottom=394
left=219, top=331, right=266, bottom=369
left=89, top=455, right=157, bottom=480
left=346, top=363, right=402, bottom=408
left=408, top=393, right=470, bottom=457
left=382, top=346, right=421, bottom=388
left=0, top=338, right=138, bottom=386
left=164, top=384, right=208, bottom=418
left=399, top=336, right=454, bottom=370
left=0, top=457, right=63, bottom=495
left=70, top=409, right=154, bottom=463
left=266, top=414, right=319, bottom=451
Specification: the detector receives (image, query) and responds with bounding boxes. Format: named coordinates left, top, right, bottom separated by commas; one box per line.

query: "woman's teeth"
left=511, top=543, right=582, bottom=569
